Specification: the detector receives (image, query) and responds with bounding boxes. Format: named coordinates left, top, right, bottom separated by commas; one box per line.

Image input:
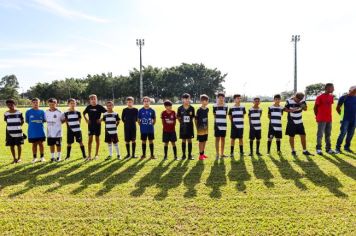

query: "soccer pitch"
left=0, top=102, right=355, bottom=235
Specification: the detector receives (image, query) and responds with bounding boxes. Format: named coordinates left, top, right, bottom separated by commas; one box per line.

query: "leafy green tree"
left=305, top=83, right=325, bottom=97
left=0, top=74, right=20, bottom=99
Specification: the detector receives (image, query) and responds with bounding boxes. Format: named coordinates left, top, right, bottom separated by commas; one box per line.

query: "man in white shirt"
left=45, top=98, right=65, bottom=162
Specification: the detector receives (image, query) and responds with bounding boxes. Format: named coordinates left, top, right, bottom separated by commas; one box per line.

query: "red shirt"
left=315, top=93, right=334, bottom=122
left=161, top=110, right=176, bottom=132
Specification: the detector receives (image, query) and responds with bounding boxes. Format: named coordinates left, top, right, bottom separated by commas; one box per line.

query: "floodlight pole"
left=136, top=39, right=145, bottom=100
left=292, top=35, right=300, bottom=94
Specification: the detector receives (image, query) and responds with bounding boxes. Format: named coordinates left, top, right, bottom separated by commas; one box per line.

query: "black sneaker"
left=105, top=155, right=112, bottom=160
left=291, top=151, right=297, bottom=157
left=344, top=148, right=354, bottom=153
left=131, top=155, right=138, bottom=159
left=51, top=158, right=56, bottom=162
left=188, top=155, right=194, bottom=160
left=117, top=155, right=121, bottom=160
left=303, top=150, right=314, bottom=156
left=65, top=156, right=70, bottom=160
left=256, top=152, right=262, bottom=156
left=163, top=156, right=168, bottom=160
left=174, top=157, right=180, bottom=161
left=181, top=155, right=186, bottom=160
left=124, top=154, right=131, bottom=159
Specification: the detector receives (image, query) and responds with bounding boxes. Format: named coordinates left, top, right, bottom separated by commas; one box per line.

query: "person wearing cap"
left=335, top=86, right=356, bottom=153
left=314, top=83, right=336, bottom=155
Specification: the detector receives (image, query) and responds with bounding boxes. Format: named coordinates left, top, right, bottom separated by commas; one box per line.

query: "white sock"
left=114, top=143, right=120, bottom=156
left=108, top=143, right=113, bottom=156
left=303, top=149, right=307, bottom=152
left=51, top=153, right=55, bottom=159
left=57, top=152, right=61, bottom=159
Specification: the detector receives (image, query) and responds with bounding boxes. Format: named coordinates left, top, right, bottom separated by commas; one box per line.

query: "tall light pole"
left=291, top=35, right=300, bottom=93
left=136, top=38, right=145, bottom=100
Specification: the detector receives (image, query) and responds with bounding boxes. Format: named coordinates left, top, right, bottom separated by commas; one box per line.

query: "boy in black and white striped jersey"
left=228, top=94, right=246, bottom=157
left=284, top=92, right=313, bottom=156
left=248, top=97, right=262, bottom=156
left=101, top=101, right=121, bottom=160
left=63, top=99, right=87, bottom=160
left=4, top=99, right=25, bottom=163
left=213, top=92, right=228, bottom=159
left=267, top=94, right=283, bottom=154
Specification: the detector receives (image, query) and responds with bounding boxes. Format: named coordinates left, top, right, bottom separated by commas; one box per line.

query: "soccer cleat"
left=188, top=155, right=194, bottom=160
left=65, top=156, right=70, bottom=160
left=199, top=155, right=205, bottom=160
left=303, top=150, right=314, bottom=156
left=124, top=154, right=131, bottom=159
left=230, top=153, right=234, bottom=158
left=150, top=155, right=156, bottom=160
left=40, top=157, right=46, bottom=162
left=174, top=157, right=180, bottom=161
left=327, top=149, right=336, bottom=154
left=248, top=153, right=253, bottom=157
left=140, top=155, right=146, bottom=159
left=256, top=152, right=262, bottom=156
left=51, top=158, right=56, bottom=162
left=94, top=156, right=99, bottom=160
left=32, top=158, right=38, bottom=163
left=163, top=156, right=168, bottom=160
left=291, top=151, right=297, bottom=157
left=85, top=157, right=92, bottom=161
left=117, top=155, right=121, bottom=160
left=316, top=150, right=323, bottom=155
left=105, top=155, right=112, bottom=160
left=131, top=155, right=138, bottom=159
left=334, top=149, right=342, bottom=154
left=56, top=157, right=61, bottom=162
left=221, top=154, right=228, bottom=158
left=181, top=155, right=186, bottom=160
left=344, top=148, right=354, bottom=153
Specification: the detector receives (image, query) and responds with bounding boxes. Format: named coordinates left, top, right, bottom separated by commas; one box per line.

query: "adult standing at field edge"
left=335, top=86, right=356, bottom=153
left=314, top=83, right=336, bottom=155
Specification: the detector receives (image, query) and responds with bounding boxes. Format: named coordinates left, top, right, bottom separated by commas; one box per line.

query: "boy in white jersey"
left=267, top=94, right=283, bottom=154
left=63, top=98, right=86, bottom=160
left=213, top=92, right=228, bottom=159
left=100, top=101, right=121, bottom=160
left=229, top=94, right=246, bottom=157
left=45, top=98, right=65, bottom=162
left=248, top=97, right=262, bottom=156
left=4, top=99, right=25, bottom=163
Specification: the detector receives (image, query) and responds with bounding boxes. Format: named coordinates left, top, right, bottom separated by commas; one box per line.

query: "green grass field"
left=0, top=102, right=355, bottom=235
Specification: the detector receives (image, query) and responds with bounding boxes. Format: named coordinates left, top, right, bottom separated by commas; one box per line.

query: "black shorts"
left=88, top=124, right=101, bottom=136
left=286, top=122, right=306, bottom=137
left=124, top=126, right=136, bottom=142
left=6, top=132, right=25, bottom=146
left=197, top=134, right=208, bottom=142
left=141, top=133, right=154, bottom=141
left=163, top=131, right=177, bottom=143
left=28, top=137, right=46, bottom=143
left=249, top=128, right=261, bottom=140
left=268, top=125, right=282, bottom=139
left=214, top=126, right=227, bottom=138
left=179, top=126, right=194, bottom=139
left=105, top=132, right=119, bottom=143
left=230, top=127, right=243, bottom=139
left=67, top=130, right=83, bottom=144
left=47, top=137, right=62, bottom=146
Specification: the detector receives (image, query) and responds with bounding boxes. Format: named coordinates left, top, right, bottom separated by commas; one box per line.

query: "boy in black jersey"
left=121, top=96, right=139, bottom=158
left=195, top=94, right=209, bottom=160
left=267, top=94, right=283, bottom=154
left=83, top=94, right=107, bottom=160
left=177, top=93, right=195, bottom=160
left=64, top=98, right=86, bottom=160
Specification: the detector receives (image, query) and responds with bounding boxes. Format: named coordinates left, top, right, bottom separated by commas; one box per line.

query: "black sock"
left=142, top=143, right=146, bottom=156
left=40, top=153, right=44, bottom=158
left=267, top=140, right=272, bottom=153
left=188, top=142, right=192, bottom=156
left=240, top=145, right=243, bottom=154
left=230, top=146, right=234, bottom=154
left=126, top=143, right=130, bottom=156
left=173, top=146, right=177, bottom=158
left=132, top=142, right=136, bottom=156
left=80, top=145, right=86, bottom=158
left=256, top=140, right=260, bottom=153
left=164, top=146, right=168, bottom=157
left=66, top=146, right=72, bottom=158
left=276, top=140, right=281, bottom=151
left=250, top=140, right=253, bottom=153
left=182, top=142, right=186, bottom=156
left=33, top=154, right=37, bottom=159
left=149, top=143, right=154, bottom=156
left=200, top=151, right=204, bottom=155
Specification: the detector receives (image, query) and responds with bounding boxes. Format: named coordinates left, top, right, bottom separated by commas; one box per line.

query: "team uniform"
left=213, top=104, right=228, bottom=137
left=121, top=107, right=138, bottom=142
left=268, top=105, right=283, bottom=139
left=25, top=109, right=46, bottom=143
left=285, top=98, right=306, bottom=137
left=138, top=107, right=156, bottom=140
left=64, top=111, right=83, bottom=144
left=161, top=110, right=177, bottom=143
left=177, top=105, right=195, bottom=139
left=248, top=108, right=262, bottom=140
left=45, top=109, right=64, bottom=146
left=229, top=105, right=246, bottom=139
left=83, top=104, right=107, bottom=136
left=103, top=112, right=120, bottom=143
left=4, top=110, right=25, bottom=146
left=196, top=107, right=209, bottom=142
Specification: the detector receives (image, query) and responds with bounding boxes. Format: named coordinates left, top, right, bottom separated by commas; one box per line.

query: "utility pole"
left=136, top=39, right=145, bottom=100
left=291, top=35, right=300, bottom=94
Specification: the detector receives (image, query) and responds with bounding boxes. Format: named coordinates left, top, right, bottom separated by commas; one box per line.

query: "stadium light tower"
left=136, top=38, right=145, bottom=100
left=291, top=35, right=300, bottom=93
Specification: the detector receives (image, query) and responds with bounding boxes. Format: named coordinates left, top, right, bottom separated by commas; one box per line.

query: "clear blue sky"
left=1, top=0, right=355, bottom=96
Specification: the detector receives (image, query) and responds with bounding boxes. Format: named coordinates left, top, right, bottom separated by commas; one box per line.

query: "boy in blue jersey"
left=138, top=96, right=156, bottom=159
left=26, top=98, right=46, bottom=163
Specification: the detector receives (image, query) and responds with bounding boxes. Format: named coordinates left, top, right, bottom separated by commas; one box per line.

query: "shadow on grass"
left=154, top=159, right=190, bottom=200
left=323, top=154, right=356, bottom=180
left=183, top=160, right=205, bottom=198
left=95, top=158, right=150, bottom=196
left=206, top=159, right=227, bottom=199
left=228, top=155, right=251, bottom=192
left=251, top=155, right=274, bottom=188
left=269, top=154, right=307, bottom=191
left=130, top=159, right=174, bottom=197
left=293, top=155, right=347, bottom=198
